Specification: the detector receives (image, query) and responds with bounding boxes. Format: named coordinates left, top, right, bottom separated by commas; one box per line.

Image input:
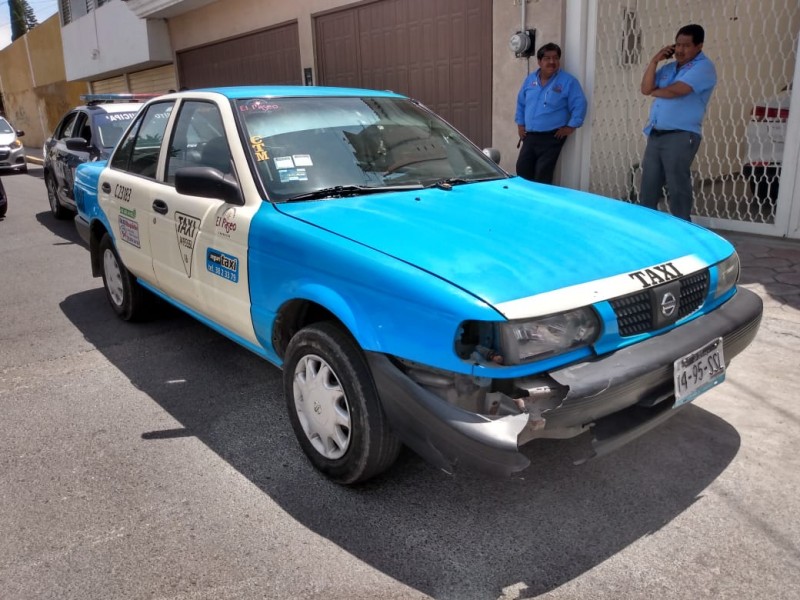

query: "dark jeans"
left=515, top=130, right=566, bottom=184
left=640, top=129, right=701, bottom=221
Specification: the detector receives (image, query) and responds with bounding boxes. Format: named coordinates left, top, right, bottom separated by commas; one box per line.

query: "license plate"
left=673, top=337, right=725, bottom=408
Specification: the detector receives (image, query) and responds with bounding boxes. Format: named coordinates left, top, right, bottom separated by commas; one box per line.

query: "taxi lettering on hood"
left=627, top=261, right=683, bottom=289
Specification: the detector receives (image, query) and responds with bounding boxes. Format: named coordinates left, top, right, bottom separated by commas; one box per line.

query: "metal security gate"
left=177, top=22, right=302, bottom=89
left=579, top=0, right=800, bottom=236
left=314, top=0, right=493, bottom=148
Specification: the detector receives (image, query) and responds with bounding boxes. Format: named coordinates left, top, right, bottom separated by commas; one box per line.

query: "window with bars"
left=60, top=0, right=109, bottom=25
left=619, top=8, right=642, bottom=66
left=58, top=0, right=71, bottom=25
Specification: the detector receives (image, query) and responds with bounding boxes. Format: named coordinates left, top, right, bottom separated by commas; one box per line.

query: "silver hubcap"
left=292, top=354, right=352, bottom=459
left=103, top=248, right=125, bottom=307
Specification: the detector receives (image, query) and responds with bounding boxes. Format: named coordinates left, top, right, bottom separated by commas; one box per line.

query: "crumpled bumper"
left=367, top=287, right=763, bottom=476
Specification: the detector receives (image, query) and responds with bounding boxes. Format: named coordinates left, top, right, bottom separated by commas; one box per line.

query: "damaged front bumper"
left=367, top=287, right=763, bottom=476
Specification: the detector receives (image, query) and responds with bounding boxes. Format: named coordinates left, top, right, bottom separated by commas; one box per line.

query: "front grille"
left=610, top=269, right=709, bottom=336
left=677, top=271, right=709, bottom=318
left=0, top=150, right=10, bottom=160
left=611, top=290, right=652, bottom=336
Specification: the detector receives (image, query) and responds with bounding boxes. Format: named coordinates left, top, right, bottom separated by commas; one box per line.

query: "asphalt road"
left=1, top=167, right=798, bottom=600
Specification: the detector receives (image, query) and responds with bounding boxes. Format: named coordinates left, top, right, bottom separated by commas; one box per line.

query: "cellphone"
left=665, top=45, right=676, bottom=58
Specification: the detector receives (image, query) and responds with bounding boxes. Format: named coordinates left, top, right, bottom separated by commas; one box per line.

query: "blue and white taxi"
left=74, top=86, right=762, bottom=484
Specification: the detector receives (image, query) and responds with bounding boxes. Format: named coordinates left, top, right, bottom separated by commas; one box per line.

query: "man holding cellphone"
left=639, top=24, right=717, bottom=221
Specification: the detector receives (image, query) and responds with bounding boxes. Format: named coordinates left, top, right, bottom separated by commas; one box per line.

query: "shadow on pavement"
left=35, top=210, right=85, bottom=248
left=21, top=162, right=45, bottom=180
left=60, top=289, right=740, bottom=599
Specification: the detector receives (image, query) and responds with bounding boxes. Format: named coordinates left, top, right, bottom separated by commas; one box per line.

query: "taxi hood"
left=275, top=178, right=733, bottom=310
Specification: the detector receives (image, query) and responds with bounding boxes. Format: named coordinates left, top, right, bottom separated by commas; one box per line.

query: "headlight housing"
left=714, top=252, right=740, bottom=298
left=498, top=308, right=600, bottom=364
left=11, top=139, right=22, bottom=149
left=459, top=307, right=601, bottom=366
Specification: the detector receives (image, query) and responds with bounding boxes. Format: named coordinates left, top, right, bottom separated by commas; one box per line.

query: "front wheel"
left=99, top=233, right=147, bottom=321
left=46, top=175, right=71, bottom=220
left=283, top=322, right=401, bottom=484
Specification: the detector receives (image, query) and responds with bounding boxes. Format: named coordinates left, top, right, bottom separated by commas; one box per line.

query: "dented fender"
left=366, top=353, right=531, bottom=476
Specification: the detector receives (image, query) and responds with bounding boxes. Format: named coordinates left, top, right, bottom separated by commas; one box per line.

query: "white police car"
left=44, top=94, right=151, bottom=219
left=74, top=86, right=762, bottom=484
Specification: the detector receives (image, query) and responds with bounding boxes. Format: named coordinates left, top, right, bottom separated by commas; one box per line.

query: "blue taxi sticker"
left=206, top=248, right=239, bottom=282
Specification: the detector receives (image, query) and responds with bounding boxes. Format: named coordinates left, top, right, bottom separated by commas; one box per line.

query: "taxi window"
left=110, top=101, right=174, bottom=178
left=165, top=101, right=230, bottom=184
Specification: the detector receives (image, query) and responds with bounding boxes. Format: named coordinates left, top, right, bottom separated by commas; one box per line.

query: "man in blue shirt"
left=640, top=24, right=717, bottom=221
left=515, top=43, right=587, bottom=184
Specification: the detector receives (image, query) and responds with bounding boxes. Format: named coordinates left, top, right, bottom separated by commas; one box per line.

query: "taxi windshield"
left=234, top=96, right=505, bottom=202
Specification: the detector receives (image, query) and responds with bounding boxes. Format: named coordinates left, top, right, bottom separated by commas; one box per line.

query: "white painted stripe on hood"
left=494, top=255, right=709, bottom=320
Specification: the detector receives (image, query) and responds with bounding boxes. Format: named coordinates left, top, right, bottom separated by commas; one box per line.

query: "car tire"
left=99, top=233, right=147, bottom=321
left=19, top=164, right=27, bottom=174
left=283, top=322, right=402, bottom=484
left=46, top=174, right=71, bottom=220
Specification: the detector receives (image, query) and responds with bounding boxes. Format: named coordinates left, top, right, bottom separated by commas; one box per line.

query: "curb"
left=26, top=155, right=44, bottom=166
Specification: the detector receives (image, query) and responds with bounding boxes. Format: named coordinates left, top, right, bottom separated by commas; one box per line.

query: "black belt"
left=650, top=128, right=683, bottom=136
left=526, top=129, right=559, bottom=135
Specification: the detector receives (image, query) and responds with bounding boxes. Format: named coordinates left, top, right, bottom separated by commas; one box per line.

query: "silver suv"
left=0, top=117, right=27, bottom=174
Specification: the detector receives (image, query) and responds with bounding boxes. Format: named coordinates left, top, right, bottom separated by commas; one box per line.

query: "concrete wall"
left=61, top=0, right=173, bottom=81
left=492, top=0, right=563, bottom=171
left=0, top=15, right=87, bottom=148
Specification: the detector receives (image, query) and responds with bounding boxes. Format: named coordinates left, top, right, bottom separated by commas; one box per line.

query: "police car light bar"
left=80, top=93, right=161, bottom=105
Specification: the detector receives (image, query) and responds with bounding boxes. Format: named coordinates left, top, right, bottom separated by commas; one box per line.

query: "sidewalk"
left=25, top=146, right=43, bottom=165
left=723, top=230, right=800, bottom=321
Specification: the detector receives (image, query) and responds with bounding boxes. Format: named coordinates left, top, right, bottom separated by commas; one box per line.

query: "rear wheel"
left=283, top=322, right=401, bottom=484
left=46, top=174, right=71, bottom=220
left=99, top=233, right=147, bottom=321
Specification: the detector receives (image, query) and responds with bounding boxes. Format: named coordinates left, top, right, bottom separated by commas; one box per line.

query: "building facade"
left=2, top=0, right=799, bottom=238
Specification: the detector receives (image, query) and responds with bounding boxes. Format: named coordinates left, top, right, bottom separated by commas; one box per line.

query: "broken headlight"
left=498, top=308, right=600, bottom=364
left=714, top=252, right=740, bottom=298
left=459, top=307, right=600, bottom=366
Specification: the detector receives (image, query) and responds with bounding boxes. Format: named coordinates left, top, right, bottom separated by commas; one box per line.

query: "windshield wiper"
left=285, top=184, right=424, bottom=202
left=428, top=177, right=501, bottom=190
left=433, top=177, right=467, bottom=189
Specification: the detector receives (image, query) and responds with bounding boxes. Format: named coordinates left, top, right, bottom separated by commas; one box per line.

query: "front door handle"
left=101, top=182, right=111, bottom=193
left=152, top=199, right=169, bottom=215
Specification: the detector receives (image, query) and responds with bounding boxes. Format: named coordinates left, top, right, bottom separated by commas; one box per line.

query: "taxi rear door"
left=97, top=100, right=177, bottom=284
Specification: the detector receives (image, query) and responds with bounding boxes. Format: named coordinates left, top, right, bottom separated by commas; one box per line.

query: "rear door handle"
left=152, top=199, right=169, bottom=215
left=101, top=182, right=111, bottom=193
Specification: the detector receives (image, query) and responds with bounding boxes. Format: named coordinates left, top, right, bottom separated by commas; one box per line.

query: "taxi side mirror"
left=175, top=167, right=244, bottom=206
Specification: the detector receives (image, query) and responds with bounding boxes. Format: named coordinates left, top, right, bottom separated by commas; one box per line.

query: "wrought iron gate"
left=578, top=0, right=799, bottom=236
